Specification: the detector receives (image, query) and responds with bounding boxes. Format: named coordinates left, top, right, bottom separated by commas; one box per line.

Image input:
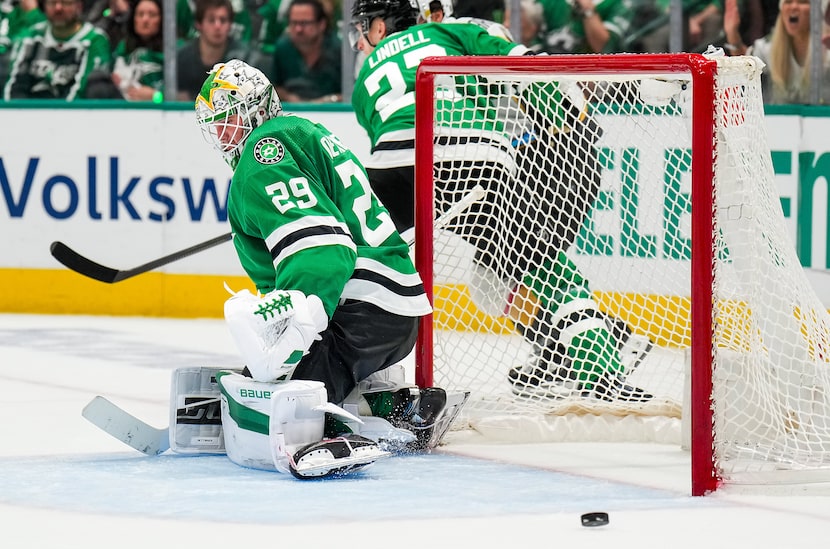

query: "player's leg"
left=291, top=300, right=465, bottom=450
left=216, top=372, right=390, bottom=478
left=290, top=300, right=419, bottom=404
left=507, top=120, right=652, bottom=400
left=507, top=253, right=653, bottom=401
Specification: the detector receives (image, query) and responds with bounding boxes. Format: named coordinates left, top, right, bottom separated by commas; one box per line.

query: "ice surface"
left=1, top=314, right=828, bottom=548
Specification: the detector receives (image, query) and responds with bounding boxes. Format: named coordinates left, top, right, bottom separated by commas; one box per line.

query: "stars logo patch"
left=253, top=137, right=285, bottom=164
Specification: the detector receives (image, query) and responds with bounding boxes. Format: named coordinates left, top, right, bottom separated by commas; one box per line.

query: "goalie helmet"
left=195, top=59, right=282, bottom=169
left=350, top=0, right=418, bottom=50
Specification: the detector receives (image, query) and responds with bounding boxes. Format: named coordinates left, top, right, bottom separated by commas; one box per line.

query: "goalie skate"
left=363, top=386, right=470, bottom=452
left=406, top=388, right=471, bottom=451
left=289, top=434, right=391, bottom=479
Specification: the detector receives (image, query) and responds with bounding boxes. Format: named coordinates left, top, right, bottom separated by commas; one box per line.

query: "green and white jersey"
left=352, top=21, right=528, bottom=168
left=0, top=3, right=46, bottom=55
left=112, top=42, right=164, bottom=92
left=538, top=0, right=633, bottom=54
left=3, top=21, right=111, bottom=100
left=229, top=114, right=432, bottom=319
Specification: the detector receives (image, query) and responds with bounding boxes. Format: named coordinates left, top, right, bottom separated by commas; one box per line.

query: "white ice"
left=1, top=313, right=828, bottom=549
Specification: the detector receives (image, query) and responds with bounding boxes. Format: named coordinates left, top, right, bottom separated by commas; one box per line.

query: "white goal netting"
left=414, top=53, right=830, bottom=489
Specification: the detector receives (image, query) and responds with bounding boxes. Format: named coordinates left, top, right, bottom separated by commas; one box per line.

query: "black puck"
left=581, top=512, right=609, bottom=527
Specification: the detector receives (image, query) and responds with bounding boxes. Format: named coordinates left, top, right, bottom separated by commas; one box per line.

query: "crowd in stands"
left=0, top=0, right=828, bottom=103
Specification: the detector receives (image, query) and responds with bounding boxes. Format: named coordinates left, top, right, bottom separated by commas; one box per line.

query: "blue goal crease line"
left=0, top=452, right=699, bottom=524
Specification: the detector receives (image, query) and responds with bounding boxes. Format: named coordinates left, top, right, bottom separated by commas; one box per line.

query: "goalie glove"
left=224, top=288, right=328, bottom=382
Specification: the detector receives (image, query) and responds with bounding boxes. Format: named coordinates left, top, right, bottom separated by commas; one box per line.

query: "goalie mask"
left=350, top=0, right=418, bottom=50
left=195, top=59, right=282, bottom=169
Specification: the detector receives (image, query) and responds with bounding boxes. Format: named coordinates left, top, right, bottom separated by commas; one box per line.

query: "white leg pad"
left=217, top=371, right=292, bottom=471
left=268, top=380, right=329, bottom=474
left=170, top=366, right=241, bottom=454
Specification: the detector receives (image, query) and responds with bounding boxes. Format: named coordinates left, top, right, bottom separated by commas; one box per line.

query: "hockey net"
left=413, top=53, right=830, bottom=494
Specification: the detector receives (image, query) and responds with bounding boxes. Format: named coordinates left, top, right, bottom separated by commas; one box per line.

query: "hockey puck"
left=581, top=512, right=609, bottom=527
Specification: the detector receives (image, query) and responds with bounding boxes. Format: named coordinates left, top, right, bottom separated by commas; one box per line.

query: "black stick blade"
left=50, top=241, right=121, bottom=283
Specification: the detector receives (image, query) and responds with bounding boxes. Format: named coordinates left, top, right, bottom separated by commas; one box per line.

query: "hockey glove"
left=224, top=288, right=328, bottom=382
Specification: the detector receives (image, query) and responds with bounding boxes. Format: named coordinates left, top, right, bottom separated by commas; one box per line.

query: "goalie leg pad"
left=170, top=366, right=240, bottom=454
left=217, top=371, right=296, bottom=471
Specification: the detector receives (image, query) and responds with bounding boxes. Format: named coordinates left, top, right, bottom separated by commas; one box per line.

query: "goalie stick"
left=50, top=233, right=233, bottom=284
left=50, top=185, right=486, bottom=283
left=82, top=396, right=171, bottom=455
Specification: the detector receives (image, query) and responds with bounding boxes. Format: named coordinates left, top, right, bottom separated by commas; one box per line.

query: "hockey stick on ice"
left=82, top=396, right=171, bottom=455
left=50, top=233, right=233, bottom=284
left=82, top=395, right=223, bottom=456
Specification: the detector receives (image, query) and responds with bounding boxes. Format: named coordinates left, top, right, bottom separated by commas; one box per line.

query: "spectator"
left=736, top=0, right=766, bottom=45
left=418, top=0, right=451, bottom=22
left=536, top=0, right=633, bottom=53
left=176, top=0, right=253, bottom=42
left=1, top=0, right=45, bottom=51
left=86, top=0, right=131, bottom=51
left=0, top=0, right=45, bottom=86
left=253, top=0, right=286, bottom=65
left=111, top=0, right=163, bottom=101
left=724, top=0, right=830, bottom=104
left=687, top=0, right=723, bottom=50
left=3, top=0, right=111, bottom=99
left=268, top=0, right=341, bottom=103
left=503, top=0, right=547, bottom=51
left=176, top=0, right=249, bottom=100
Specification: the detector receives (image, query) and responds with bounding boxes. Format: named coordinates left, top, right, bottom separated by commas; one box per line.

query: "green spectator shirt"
left=227, top=113, right=431, bottom=318
left=3, top=20, right=111, bottom=99
left=270, top=30, right=341, bottom=100
left=0, top=2, right=45, bottom=55
left=112, top=41, right=164, bottom=91
left=537, top=0, right=633, bottom=53
left=352, top=21, right=527, bottom=159
left=256, top=0, right=286, bottom=56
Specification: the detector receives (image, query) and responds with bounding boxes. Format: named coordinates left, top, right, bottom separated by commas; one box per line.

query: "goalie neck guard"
left=195, top=59, right=282, bottom=169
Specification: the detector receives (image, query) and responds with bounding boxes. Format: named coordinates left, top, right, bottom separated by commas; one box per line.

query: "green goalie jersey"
left=228, top=114, right=432, bottom=319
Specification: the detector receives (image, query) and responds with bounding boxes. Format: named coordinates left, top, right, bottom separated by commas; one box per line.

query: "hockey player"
left=350, top=0, right=652, bottom=402
left=194, top=59, right=454, bottom=478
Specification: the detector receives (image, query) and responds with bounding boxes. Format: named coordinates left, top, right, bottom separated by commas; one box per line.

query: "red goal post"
left=413, top=53, right=830, bottom=496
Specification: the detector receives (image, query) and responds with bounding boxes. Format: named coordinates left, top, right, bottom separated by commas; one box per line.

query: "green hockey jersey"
left=112, top=41, right=164, bottom=92
left=228, top=114, right=432, bottom=319
left=3, top=20, right=111, bottom=99
left=352, top=21, right=528, bottom=167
